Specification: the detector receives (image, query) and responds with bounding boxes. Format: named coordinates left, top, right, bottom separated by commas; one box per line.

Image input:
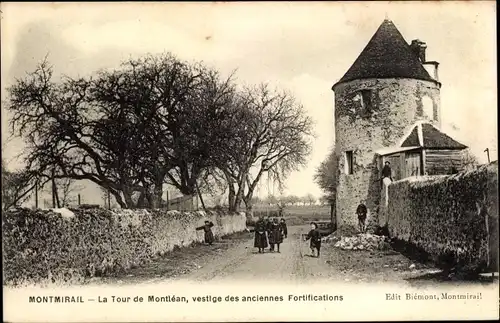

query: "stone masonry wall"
left=2, top=208, right=247, bottom=286
left=333, top=78, right=440, bottom=230
left=384, top=163, right=498, bottom=273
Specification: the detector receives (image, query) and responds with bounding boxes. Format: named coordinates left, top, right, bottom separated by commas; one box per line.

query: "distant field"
left=241, top=205, right=332, bottom=226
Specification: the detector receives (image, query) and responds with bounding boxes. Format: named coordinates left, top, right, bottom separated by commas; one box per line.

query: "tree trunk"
left=123, top=190, right=135, bottom=209
left=111, top=191, right=127, bottom=208
left=145, top=191, right=153, bottom=209
left=195, top=181, right=207, bottom=212
left=149, top=182, right=163, bottom=209
left=244, top=199, right=253, bottom=218
left=137, top=192, right=147, bottom=208
left=51, top=175, right=60, bottom=208
left=232, top=172, right=248, bottom=213
left=155, top=182, right=164, bottom=208
left=226, top=173, right=236, bottom=212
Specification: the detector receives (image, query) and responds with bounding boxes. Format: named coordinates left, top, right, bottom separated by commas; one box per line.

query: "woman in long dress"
left=268, top=218, right=284, bottom=253
left=254, top=217, right=268, bottom=253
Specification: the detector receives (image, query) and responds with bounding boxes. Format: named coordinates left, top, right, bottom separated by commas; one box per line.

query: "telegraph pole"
left=484, top=148, right=490, bottom=163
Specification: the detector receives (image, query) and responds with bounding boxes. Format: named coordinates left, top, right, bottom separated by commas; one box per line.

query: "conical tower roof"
left=334, top=19, right=436, bottom=87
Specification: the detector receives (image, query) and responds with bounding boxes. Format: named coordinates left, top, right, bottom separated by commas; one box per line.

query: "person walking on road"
left=268, top=218, right=284, bottom=253
left=254, top=217, right=269, bottom=253
left=356, top=201, right=368, bottom=233
left=304, top=222, right=322, bottom=258
left=280, top=218, right=288, bottom=239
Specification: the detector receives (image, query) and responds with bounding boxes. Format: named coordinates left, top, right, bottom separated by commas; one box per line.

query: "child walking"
left=268, top=218, right=284, bottom=253
left=304, top=222, right=322, bottom=258
left=280, top=218, right=288, bottom=239
left=196, top=220, right=215, bottom=246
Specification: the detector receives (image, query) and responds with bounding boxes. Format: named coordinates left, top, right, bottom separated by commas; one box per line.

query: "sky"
left=1, top=1, right=497, bottom=206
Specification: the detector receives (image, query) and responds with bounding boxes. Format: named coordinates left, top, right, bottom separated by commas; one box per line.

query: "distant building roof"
left=401, top=122, right=468, bottom=149
left=333, top=19, right=437, bottom=87
left=377, top=121, right=467, bottom=156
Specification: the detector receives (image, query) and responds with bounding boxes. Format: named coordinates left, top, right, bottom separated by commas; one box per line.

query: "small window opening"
left=360, top=89, right=372, bottom=112
left=422, top=96, right=434, bottom=120
left=345, top=151, right=354, bottom=175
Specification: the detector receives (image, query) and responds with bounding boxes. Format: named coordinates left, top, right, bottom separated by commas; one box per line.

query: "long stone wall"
left=2, top=208, right=247, bottom=286
left=382, top=162, right=498, bottom=272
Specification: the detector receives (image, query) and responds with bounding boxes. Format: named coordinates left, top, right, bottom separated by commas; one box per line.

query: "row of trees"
left=250, top=194, right=327, bottom=206
left=5, top=53, right=314, bottom=212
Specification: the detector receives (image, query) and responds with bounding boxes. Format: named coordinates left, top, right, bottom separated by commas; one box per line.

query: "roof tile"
left=334, top=19, right=436, bottom=86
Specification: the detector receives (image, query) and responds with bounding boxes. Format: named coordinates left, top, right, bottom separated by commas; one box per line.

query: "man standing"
left=381, top=161, right=393, bottom=207
left=356, top=201, right=367, bottom=233
left=381, top=161, right=393, bottom=181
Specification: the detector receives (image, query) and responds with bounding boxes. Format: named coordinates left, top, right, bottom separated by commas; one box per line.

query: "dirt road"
left=184, top=225, right=337, bottom=283
left=92, top=225, right=497, bottom=287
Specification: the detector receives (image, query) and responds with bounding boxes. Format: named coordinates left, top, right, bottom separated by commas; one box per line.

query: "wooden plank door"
left=405, top=152, right=422, bottom=178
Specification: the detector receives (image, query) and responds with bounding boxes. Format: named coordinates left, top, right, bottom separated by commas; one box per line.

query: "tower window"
left=360, top=89, right=372, bottom=112
left=345, top=151, right=354, bottom=175
left=422, top=96, right=434, bottom=120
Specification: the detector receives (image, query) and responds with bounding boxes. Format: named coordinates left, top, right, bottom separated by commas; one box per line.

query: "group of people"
left=194, top=162, right=392, bottom=255
left=254, top=217, right=288, bottom=253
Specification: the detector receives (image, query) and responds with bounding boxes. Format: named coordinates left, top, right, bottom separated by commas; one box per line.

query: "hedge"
left=385, top=162, right=498, bottom=273
left=2, top=208, right=246, bottom=286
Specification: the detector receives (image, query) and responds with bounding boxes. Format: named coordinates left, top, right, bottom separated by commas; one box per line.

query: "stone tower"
left=332, top=19, right=441, bottom=230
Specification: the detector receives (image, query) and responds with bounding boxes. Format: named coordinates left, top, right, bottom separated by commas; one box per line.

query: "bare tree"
left=306, top=193, right=317, bottom=205
left=286, top=194, right=300, bottom=206
left=298, top=195, right=309, bottom=206
left=319, top=195, right=330, bottom=206
left=1, top=160, right=39, bottom=210
left=57, top=178, right=83, bottom=207
left=265, top=194, right=279, bottom=207
left=461, top=148, right=480, bottom=171
left=219, top=84, right=314, bottom=214
left=6, top=54, right=238, bottom=209
left=6, top=59, right=143, bottom=208
left=313, top=147, right=338, bottom=207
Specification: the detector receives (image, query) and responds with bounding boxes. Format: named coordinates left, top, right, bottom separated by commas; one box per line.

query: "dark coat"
left=280, top=222, right=288, bottom=238
left=381, top=165, right=392, bottom=179
left=268, top=222, right=283, bottom=245
left=356, top=204, right=367, bottom=219
left=265, top=219, right=272, bottom=231
left=305, top=229, right=322, bottom=250
left=254, top=220, right=269, bottom=248
left=196, top=222, right=214, bottom=244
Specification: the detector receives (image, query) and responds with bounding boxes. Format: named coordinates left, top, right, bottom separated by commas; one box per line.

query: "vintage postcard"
left=1, top=1, right=498, bottom=322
